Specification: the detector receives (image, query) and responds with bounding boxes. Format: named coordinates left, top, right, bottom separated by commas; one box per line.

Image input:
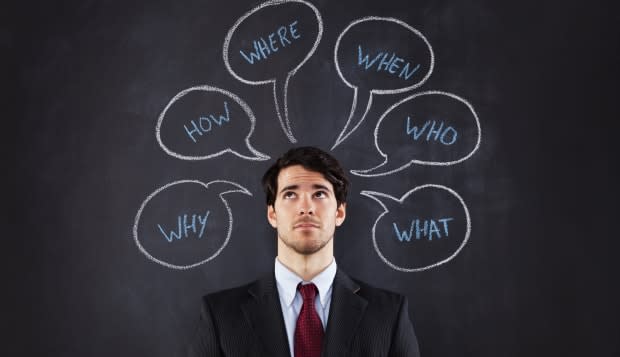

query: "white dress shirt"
left=274, top=257, right=337, bottom=357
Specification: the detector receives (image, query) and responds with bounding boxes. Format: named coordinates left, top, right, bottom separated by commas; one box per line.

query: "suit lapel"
left=241, top=274, right=291, bottom=357
left=322, top=269, right=368, bottom=357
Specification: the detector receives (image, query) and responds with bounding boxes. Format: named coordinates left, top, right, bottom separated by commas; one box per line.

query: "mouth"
left=293, top=222, right=320, bottom=229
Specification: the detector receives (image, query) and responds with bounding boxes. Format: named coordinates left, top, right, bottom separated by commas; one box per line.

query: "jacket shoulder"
left=201, top=273, right=275, bottom=308
left=200, top=280, right=262, bottom=318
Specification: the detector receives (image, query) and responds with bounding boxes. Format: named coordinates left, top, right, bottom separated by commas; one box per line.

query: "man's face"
left=267, top=165, right=346, bottom=256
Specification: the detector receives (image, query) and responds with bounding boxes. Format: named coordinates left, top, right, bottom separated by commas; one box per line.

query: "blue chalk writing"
left=405, top=117, right=458, bottom=145
left=358, top=47, right=382, bottom=70
left=392, top=217, right=454, bottom=241
left=157, top=210, right=211, bottom=242
left=357, top=45, right=420, bottom=80
left=239, top=20, right=301, bottom=64
left=184, top=101, right=231, bottom=143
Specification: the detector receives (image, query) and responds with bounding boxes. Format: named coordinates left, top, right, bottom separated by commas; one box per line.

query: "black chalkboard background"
left=8, top=0, right=619, bottom=356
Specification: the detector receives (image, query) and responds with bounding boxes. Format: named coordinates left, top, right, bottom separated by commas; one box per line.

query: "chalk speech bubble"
left=156, top=85, right=269, bottom=161
left=223, top=0, right=323, bottom=143
left=133, top=180, right=251, bottom=270
left=351, top=91, right=481, bottom=177
left=361, top=184, right=471, bottom=272
left=332, top=17, right=434, bottom=149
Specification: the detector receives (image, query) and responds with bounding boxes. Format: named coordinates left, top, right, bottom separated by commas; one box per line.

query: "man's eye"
left=283, top=191, right=296, bottom=199
left=314, top=191, right=327, bottom=198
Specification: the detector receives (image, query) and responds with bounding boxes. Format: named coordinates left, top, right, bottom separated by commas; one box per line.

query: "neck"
left=277, top=240, right=334, bottom=281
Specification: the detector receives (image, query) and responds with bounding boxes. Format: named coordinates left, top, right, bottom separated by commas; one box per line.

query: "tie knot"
left=298, top=282, right=318, bottom=301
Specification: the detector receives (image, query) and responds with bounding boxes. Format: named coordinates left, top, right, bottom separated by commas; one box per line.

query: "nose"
left=298, top=194, right=315, bottom=215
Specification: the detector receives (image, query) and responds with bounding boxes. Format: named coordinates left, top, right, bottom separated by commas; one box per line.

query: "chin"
left=278, top=229, right=334, bottom=255
left=294, top=245, right=325, bottom=256
left=287, top=237, right=330, bottom=256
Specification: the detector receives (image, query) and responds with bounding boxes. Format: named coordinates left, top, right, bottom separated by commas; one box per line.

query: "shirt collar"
left=274, top=257, right=337, bottom=308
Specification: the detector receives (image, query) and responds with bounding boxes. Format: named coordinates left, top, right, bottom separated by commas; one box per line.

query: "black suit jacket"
left=188, top=269, right=420, bottom=356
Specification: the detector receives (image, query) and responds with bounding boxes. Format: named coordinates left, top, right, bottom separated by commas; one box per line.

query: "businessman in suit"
left=189, top=146, right=420, bottom=356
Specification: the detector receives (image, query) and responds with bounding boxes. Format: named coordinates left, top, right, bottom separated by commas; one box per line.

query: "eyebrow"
left=279, top=184, right=332, bottom=194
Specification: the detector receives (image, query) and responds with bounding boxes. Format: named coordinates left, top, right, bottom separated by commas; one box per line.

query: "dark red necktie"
left=294, top=283, right=324, bottom=357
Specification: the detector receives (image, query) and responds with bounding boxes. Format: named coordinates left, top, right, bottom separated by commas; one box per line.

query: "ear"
left=267, top=205, right=277, bottom=228
left=335, top=202, right=346, bottom=227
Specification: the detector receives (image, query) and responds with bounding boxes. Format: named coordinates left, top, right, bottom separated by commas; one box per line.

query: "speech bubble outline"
left=361, top=184, right=471, bottom=272
left=351, top=90, right=482, bottom=177
left=156, top=85, right=270, bottom=161
left=223, top=0, right=323, bottom=143
left=133, top=179, right=251, bottom=270
left=332, top=16, right=435, bottom=149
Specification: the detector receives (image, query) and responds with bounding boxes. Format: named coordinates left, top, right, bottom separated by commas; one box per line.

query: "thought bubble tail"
left=207, top=180, right=252, bottom=197
left=331, top=88, right=373, bottom=150
left=273, top=75, right=297, bottom=143
left=230, top=143, right=270, bottom=161
left=360, top=190, right=400, bottom=212
left=351, top=158, right=410, bottom=177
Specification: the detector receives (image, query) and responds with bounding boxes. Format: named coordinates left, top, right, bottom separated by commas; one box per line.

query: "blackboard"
left=9, top=0, right=619, bottom=356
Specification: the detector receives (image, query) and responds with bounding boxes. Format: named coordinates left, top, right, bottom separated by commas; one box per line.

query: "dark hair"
left=262, top=146, right=349, bottom=207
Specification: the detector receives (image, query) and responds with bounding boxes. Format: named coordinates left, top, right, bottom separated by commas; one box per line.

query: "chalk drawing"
left=156, top=85, right=270, bottom=161
left=238, top=20, right=303, bottom=64
left=360, top=184, right=471, bottom=272
left=404, top=117, right=458, bottom=145
left=332, top=17, right=434, bottom=149
left=156, top=210, right=210, bottom=242
left=351, top=90, right=481, bottom=177
left=140, top=5, right=481, bottom=275
left=182, top=101, right=231, bottom=144
left=223, top=0, right=323, bottom=143
left=133, top=180, right=251, bottom=270
left=392, top=217, right=454, bottom=241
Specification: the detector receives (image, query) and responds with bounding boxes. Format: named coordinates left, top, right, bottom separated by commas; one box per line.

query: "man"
left=189, top=147, right=420, bottom=356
